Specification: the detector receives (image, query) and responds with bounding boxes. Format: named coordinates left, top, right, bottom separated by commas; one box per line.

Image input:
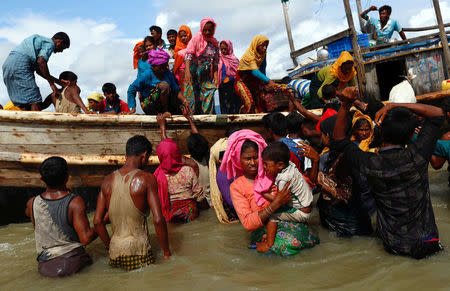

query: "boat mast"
left=432, top=0, right=450, bottom=79
left=355, top=0, right=365, bottom=32
left=281, top=0, right=298, bottom=67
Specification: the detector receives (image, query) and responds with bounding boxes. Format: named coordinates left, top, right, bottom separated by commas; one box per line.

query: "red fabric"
left=133, top=41, right=144, bottom=70
left=174, top=25, right=192, bottom=75
left=316, top=108, right=338, bottom=131
left=98, top=99, right=130, bottom=114
left=154, top=139, right=184, bottom=222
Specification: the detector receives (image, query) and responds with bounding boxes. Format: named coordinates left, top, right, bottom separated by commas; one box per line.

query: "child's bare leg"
left=257, top=221, right=277, bottom=252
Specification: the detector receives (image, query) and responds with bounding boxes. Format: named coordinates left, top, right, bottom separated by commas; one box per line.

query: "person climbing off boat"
left=360, top=5, right=406, bottom=43
left=218, top=40, right=241, bottom=114
left=53, top=71, right=92, bottom=114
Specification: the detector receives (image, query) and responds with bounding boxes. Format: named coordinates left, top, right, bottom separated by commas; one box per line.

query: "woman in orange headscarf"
left=173, top=25, right=192, bottom=89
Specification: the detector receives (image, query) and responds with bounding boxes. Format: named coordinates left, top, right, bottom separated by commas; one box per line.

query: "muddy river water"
left=0, top=168, right=449, bottom=290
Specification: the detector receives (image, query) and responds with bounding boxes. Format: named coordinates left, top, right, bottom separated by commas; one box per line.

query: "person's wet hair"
left=149, top=25, right=162, bottom=35
left=167, top=29, right=177, bottom=37
left=262, top=141, right=290, bottom=165
left=53, top=32, right=70, bottom=47
left=381, top=107, right=418, bottom=145
left=144, top=36, right=157, bottom=46
left=286, top=112, right=304, bottom=134
left=102, top=83, right=116, bottom=94
left=126, top=135, right=152, bottom=156
left=262, top=112, right=287, bottom=137
left=59, top=71, right=77, bottom=82
left=225, top=126, right=241, bottom=137
left=40, top=156, right=68, bottom=187
left=322, top=84, right=336, bottom=101
left=241, top=139, right=258, bottom=155
left=379, top=5, right=392, bottom=14
left=187, top=133, right=209, bottom=162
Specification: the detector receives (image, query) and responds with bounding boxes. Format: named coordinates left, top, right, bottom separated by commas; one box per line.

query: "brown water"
left=1, top=168, right=449, bottom=290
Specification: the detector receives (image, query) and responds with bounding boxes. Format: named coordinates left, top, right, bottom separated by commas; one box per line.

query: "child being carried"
left=257, top=141, right=313, bottom=252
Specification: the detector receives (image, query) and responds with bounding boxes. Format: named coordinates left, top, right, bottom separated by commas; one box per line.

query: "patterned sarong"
left=110, top=250, right=155, bottom=271
left=2, top=52, right=42, bottom=105
left=169, top=199, right=199, bottom=223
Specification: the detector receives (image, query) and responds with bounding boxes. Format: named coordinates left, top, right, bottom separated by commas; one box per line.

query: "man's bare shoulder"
left=101, top=172, right=116, bottom=194
left=133, top=170, right=157, bottom=185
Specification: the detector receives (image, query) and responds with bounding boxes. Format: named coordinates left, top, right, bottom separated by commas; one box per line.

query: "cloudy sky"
left=0, top=0, right=448, bottom=111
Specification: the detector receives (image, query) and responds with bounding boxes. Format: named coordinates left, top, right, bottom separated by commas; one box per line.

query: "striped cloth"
left=110, top=250, right=155, bottom=271
left=288, top=79, right=311, bottom=100
left=2, top=52, right=42, bottom=105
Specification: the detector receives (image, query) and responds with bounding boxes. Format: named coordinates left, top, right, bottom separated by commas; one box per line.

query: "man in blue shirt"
left=127, top=49, right=186, bottom=115
left=361, top=5, right=406, bottom=43
left=2, top=32, right=70, bottom=111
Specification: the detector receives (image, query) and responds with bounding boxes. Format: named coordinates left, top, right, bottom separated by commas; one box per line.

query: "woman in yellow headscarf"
left=305, top=51, right=357, bottom=109
left=235, top=35, right=293, bottom=113
left=350, top=110, right=374, bottom=152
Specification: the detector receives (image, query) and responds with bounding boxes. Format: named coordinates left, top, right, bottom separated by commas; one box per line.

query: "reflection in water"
left=0, top=169, right=449, bottom=289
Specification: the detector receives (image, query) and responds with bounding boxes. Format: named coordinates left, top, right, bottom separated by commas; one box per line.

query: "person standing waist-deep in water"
left=94, top=135, right=171, bottom=271
left=25, top=157, right=97, bottom=277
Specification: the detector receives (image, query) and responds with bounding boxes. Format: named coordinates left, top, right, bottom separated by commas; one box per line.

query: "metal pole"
left=355, top=0, right=365, bottom=32
left=343, top=0, right=366, bottom=96
left=282, top=1, right=299, bottom=67
left=432, top=0, right=450, bottom=79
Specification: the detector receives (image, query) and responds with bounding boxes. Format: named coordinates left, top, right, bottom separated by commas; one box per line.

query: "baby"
left=257, top=141, right=313, bottom=252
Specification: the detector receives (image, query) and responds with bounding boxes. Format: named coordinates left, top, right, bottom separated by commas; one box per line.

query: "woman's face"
left=145, top=40, right=155, bottom=51
left=202, top=22, right=215, bottom=38
left=88, top=100, right=99, bottom=111
left=256, top=41, right=269, bottom=55
left=340, top=61, right=354, bottom=75
left=138, top=47, right=146, bottom=59
left=220, top=42, right=229, bottom=55
left=354, top=122, right=371, bottom=142
left=179, top=30, right=188, bottom=44
left=240, top=147, right=259, bottom=177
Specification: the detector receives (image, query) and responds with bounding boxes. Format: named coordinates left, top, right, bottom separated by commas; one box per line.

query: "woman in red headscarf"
left=184, top=17, right=220, bottom=115
left=173, top=25, right=192, bottom=93
left=154, top=114, right=206, bottom=223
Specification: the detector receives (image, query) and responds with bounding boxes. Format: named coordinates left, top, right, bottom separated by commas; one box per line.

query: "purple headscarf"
left=147, top=49, right=170, bottom=66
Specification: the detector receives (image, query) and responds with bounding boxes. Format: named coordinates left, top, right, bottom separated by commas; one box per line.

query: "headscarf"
left=87, top=93, right=104, bottom=111
left=174, top=25, right=192, bottom=74
left=219, top=129, right=272, bottom=207
left=329, top=51, right=357, bottom=83
left=153, top=138, right=184, bottom=222
left=316, top=108, right=338, bottom=132
left=218, top=40, right=240, bottom=82
left=185, top=17, right=219, bottom=58
left=350, top=110, right=374, bottom=152
left=133, top=41, right=144, bottom=69
left=148, top=49, right=170, bottom=66
left=238, top=35, right=269, bottom=71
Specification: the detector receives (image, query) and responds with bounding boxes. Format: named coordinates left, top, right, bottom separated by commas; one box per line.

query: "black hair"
left=187, top=133, right=209, bottom=162
left=353, top=118, right=371, bottom=130
left=241, top=139, right=258, bottom=155
left=126, top=135, right=152, bottom=156
left=302, top=118, right=316, bottom=130
left=149, top=25, right=162, bottom=35
left=102, top=83, right=116, bottom=94
left=322, top=100, right=341, bottom=113
left=367, top=99, right=385, bottom=121
left=40, top=156, right=68, bottom=187
left=286, top=112, right=304, bottom=134
left=262, top=141, right=290, bottom=165
left=219, top=151, right=225, bottom=161
left=381, top=107, right=418, bottom=145
left=59, top=71, right=77, bottom=82
left=322, top=84, right=336, bottom=100
left=53, top=32, right=70, bottom=47
left=262, top=112, right=287, bottom=137
left=379, top=5, right=392, bottom=14
left=138, top=44, right=146, bottom=51
left=144, top=36, right=157, bottom=45
left=167, top=29, right=177, bottom=37
left=225, top=126, right=241, bottom=137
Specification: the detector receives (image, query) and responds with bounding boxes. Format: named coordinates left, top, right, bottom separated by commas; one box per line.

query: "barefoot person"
left=94, top=135, right=171, bottom=271
left=25, top=157, right=97, bottom=277
left=2, top=32, right=70, bottom=111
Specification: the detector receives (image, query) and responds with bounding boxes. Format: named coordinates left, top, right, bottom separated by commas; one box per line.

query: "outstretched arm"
left=67, top=87, right=93, bottom=114
left=36, top=56, right=60, bottom=94
left=334, top=87, right=359, bottom=141
left=93, top=190, right=110, bottom=249
left=360, top=5, right=377, bottom=21
left=70, top=196, right=97, bottom=246
left=157, top=113, right=168, bottom=140
left=181, top=104, right=199, bottom=134
left=374, top=103, right=444, bottom=126
left=288, top=94, right=321, bottom=122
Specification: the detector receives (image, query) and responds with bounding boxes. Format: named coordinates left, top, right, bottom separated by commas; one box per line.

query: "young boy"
left=99, top=83, right=130, bottom=114
left=257, top=141, right=313, bottom=252
left=54, top=71, right=91, bottom=114
left=25, top=157, right=97, bottom=277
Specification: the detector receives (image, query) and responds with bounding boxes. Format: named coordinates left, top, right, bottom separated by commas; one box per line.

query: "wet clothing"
left=109, top=170, right=152, bottom=268
left=333, top=115, right=444, bottom=258
left=434, top=139, right=450, bottom=160
left=169, top=199, right=199, bottom=223
left=38, top=246, right=92, bottom=278
left=193, top=158, right=211, bottom=206
left=110, top=250, right=155, bottom=271
left=55, top=87, right=81, bottom=113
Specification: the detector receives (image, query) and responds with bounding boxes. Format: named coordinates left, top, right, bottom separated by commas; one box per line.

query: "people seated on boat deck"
left=332, top=87, right=444, bottom=259
left=150, top=25, right=169, bottom=50
left=235, top=35, right=293, bottom=113
left=304, top=51, right=357, bottom=109
left=218, top=40, right=241, bottom=114
left=154, top=114, right=207, bottom=223
left=2, top=32, right=70, bottom=111
left=224, top=131, right=319, bottom=256
left=127, top=49, right=186, bottom=115
left=87, top=92, right=104, bottom=113
left=174, top=25, right=192, bottom=93
left=184, top=17, right=220, bottom=115
left=94, top=135, right=170, bottom=271
left=25, top=157, right=97, bottom=277
left=360, top=5, right=406, bottom=43
left=52, top=71, right=91, bottom=114
left=99, top=83, right=130, bottom=114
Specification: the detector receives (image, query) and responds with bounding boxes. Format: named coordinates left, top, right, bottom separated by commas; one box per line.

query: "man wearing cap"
left=126, top=49, right=186, bottom=115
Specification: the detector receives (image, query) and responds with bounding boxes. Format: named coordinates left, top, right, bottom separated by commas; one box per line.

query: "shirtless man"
left=94, top=135, right=171, bottom=271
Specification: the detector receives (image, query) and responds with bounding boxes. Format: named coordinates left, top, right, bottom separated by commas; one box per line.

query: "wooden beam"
left=355, top=0, right=365, bottom=32
left=416, top=89, right=450, bottom=102
left=290, top=29, right=351, bottom=59
left=403, top=23, right=450, bottom=32
left=433, top=0, right=450, bottom=78
left=282, top=1, right=298, bottom=67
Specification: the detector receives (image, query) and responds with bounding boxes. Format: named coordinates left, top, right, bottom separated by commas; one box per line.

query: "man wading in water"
left=25, top=157, right=97, bottom=277
left=94, top=135, right=171, bottom=271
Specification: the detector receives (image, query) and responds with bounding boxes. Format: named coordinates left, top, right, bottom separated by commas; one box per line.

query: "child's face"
left=138, top=48, right=146, bottom=59
left=354, top=123, right=371, bottom=142
left=167, top=33, right=177, bottom=45
left=220, top=42, right=229, bottom=55
left=145, top=41, right=155, bottom=51
left=263, top=158, right=283, bottom=178
left=88, top=100, right=99, bottom=111
left=179, top=31, right=188, bottom=44
left=103, top=92, right=115, bottom=103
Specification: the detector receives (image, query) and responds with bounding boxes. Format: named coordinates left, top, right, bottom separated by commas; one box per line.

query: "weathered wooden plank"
left=416, top=89, right=450, bottom=101
left=290, top=29, right=351, bottom=58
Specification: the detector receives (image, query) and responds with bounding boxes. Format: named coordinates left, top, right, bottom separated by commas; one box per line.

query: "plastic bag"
left=388, top=80, right=416, bottom=103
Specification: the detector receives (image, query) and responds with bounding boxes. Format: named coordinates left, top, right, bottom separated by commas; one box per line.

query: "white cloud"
left=409, top=1, right=450, bottom=27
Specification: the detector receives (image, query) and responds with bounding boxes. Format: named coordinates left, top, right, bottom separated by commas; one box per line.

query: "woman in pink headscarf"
left=218, top=40, right=241, bottom=114
left=184, top=17, right=220, bottom=115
